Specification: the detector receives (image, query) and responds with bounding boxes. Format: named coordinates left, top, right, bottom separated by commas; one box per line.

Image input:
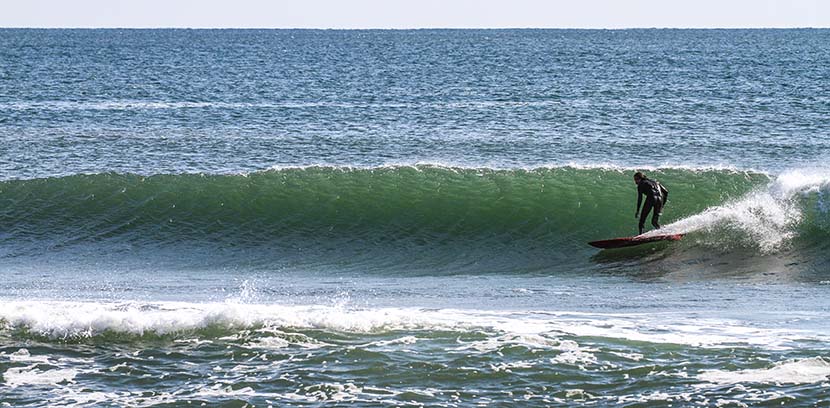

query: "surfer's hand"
left=634, top=212, right=639, bottom=218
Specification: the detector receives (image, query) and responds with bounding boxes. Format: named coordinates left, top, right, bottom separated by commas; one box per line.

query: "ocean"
left=1, top=28, right=830, bottom=406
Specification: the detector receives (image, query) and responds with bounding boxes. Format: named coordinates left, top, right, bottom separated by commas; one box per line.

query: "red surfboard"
left=588, top=233, right=684, bottom=249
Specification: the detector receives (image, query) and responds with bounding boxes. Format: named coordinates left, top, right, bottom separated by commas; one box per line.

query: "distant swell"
left=1, top=165, right=828, bottom=273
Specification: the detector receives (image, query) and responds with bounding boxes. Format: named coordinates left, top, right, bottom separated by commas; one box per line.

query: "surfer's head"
left=633, top=171, right=646, bottom=183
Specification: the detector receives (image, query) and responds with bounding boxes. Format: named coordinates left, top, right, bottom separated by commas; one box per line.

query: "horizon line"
left=2, top=26, right=829, bottom=30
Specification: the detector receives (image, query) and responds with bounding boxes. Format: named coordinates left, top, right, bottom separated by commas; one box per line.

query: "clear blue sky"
left=1, top=0, right=828, bottom=29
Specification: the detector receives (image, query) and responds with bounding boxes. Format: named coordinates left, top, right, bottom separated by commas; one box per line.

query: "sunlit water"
left=1, top=29, right=830, bottom=406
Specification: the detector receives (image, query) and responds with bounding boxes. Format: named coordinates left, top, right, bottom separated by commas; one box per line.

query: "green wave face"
left=1, top=166, right=826, bottom=274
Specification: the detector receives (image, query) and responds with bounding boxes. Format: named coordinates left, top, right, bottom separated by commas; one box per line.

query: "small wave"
left=0, top=301, right=823, bottom=350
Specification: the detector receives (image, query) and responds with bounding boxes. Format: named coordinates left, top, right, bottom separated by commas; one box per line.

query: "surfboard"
left=588, top=233, right=684, bottom=249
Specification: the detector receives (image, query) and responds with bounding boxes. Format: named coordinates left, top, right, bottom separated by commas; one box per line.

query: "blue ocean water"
left=1, top=29, right=830, bottom=406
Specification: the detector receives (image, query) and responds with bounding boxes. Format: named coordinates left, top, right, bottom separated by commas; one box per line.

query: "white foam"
left=4, top=365, right=77, bottom=387
left=609, top=351, right=644, bottom=361
left=490, top=360, right=536, bottom=372
left=0, top=301, right=445, bottom=339
left=560, top=162, right=763, bottom=174
left=654, top=168, right=830, bottom=252
left=4, top=348, right=50, bottom=363
left=1, top=301, right=824, bottom=351
left=715, top=399, right=749, bottom=407
left=698, top=357, right=830, bottom=385
left=456, top=333, right=562, bottom=353
left=363, top=335, right=418, bottom=347
left=249, top=328, right=329, bottom=350
left=279, top=382, right=364, bottom=402
left=564, top=388, right=594, bottom=400
left=550, top=340, right=599, bottom=366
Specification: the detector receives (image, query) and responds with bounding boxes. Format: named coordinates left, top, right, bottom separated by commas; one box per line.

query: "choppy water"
left=1, top=29, right=830, bottom=407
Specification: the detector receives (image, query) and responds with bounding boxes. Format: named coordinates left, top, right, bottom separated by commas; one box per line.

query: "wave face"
left=2, top=165, right=828, bottom=274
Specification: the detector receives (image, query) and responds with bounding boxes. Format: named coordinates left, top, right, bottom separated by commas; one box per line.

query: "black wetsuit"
left=636, top=179, right=669, bottom=235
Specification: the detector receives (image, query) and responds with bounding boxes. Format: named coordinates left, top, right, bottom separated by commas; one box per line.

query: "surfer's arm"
left=635, top=192, right=643, bottom=216
left=661, top=185, right=669, bottom=203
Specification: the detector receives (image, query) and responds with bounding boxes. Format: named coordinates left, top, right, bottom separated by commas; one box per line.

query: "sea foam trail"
left=652, top=168, right=830, bottom=252
left=0, top=301, right=823, bottom=349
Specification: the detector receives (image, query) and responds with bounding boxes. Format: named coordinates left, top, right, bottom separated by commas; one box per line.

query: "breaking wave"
left=1, top=165, right=828, bottom=274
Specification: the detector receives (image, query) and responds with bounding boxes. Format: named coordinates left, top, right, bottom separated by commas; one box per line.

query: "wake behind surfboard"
left=588, top=233, right=684, bottom=249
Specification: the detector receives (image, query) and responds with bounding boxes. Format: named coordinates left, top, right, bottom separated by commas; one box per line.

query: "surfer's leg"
left=651, top=202, right=662, bottom=229
left=639, top=201, right=652, bottom=234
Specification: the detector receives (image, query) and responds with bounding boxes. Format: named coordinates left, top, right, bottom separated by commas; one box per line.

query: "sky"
left=1, top=0, right=828, bottom=29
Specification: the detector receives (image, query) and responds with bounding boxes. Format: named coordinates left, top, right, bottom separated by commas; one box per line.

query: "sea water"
left=1, top=29, right=830, bottom=406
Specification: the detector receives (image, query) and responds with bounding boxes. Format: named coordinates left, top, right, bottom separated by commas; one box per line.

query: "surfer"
left=634, top=171, right=669, bottom=235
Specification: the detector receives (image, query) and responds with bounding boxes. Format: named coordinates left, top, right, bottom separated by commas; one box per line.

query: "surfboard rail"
left=588, top=233, right=684, bottom=249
